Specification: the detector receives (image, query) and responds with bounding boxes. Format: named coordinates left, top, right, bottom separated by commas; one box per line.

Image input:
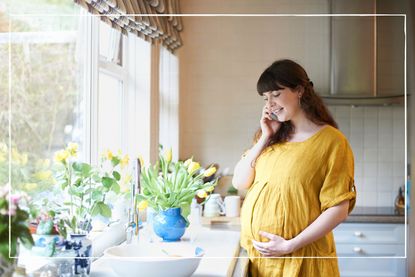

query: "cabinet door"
left=333, top=223, right=405, bottom=245
left=334, top=223, right=406, bottom=277
left=336, top=243, right=404, bottom=257
left=338, top=257, right=406, bottom=277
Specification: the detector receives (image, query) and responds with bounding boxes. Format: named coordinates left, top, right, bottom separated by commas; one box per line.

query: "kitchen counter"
left=345, top=206, right=405, bottom=223
left=91, top=227, right=241, bottom=277
left=202, top=205, right=406, bottom=227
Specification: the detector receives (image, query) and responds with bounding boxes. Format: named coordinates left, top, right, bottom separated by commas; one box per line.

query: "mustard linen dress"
left=240, top=126, right=356, bottom=277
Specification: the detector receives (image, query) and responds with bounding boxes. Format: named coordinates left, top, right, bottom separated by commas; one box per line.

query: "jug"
left=203, top=194, right=225, bottom=217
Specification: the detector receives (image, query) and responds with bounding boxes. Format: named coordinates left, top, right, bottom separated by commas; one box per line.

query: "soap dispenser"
left=394, top=186, right=405, bottom=215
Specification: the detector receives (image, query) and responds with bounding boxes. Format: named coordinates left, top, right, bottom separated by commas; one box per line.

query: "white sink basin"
left=103, top=243, right=204, bottom=277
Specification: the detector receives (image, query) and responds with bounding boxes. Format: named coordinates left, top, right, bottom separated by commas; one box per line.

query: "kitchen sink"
left=103, top=242, right=204, bottom=277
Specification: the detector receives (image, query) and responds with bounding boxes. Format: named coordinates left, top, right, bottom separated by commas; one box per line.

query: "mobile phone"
left=270, top=112, right=278, bottom=121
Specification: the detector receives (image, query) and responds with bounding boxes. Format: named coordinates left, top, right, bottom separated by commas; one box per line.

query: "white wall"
left=178, top=0, right=409, bottom=208
left=178, top=0, right=330, bottom=171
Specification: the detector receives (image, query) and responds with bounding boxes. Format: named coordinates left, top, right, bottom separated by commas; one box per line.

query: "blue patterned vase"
left=68, top=234, right=92, bottom=275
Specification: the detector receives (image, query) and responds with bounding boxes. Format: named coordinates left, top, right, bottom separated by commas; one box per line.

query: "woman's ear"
left=296, top=85, right=304, bottom=97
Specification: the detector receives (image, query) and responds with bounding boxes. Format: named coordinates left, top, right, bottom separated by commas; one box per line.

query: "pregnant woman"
left=233, top=59, right=356, bottom=276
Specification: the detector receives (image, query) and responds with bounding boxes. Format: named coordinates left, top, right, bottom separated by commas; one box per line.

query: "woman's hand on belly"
left=252, top=231, right=295, bottom=257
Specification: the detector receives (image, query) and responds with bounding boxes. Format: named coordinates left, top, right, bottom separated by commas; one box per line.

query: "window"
left=96, top=20, right=126, bottom=159
left=0, top=4, right=86, bottom=198
left=2, top=2, right=178, bottom=260
left=159, top=46, right=179, bottom=159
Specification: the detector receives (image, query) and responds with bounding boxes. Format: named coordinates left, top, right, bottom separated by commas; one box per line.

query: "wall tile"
left=378, top=107, right=393, bottom=120
left=363, top=176, right=378, bottom=191
left=378, top=162, right=393, bottom=177
left=377, top=176, right=394, bottom=192
left=377, top=192, right=393, bottom=206
left=364, top=134, right=378, bottom=149
left=378, top=148, right=393, bottom=163
left=363, top=149, right=378, bottom=162
left=364, top=107, right=378, bottom=119
left=355, top=162, right=363, bottom=177
left=363, top=162, right=378, bottom=177
left=329, top=105, right=405, bottom=208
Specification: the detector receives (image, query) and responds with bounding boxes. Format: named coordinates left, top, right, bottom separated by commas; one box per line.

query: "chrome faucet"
left=126, top=158, right=141, bottom=244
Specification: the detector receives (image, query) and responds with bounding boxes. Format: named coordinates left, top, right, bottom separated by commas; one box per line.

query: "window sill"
left=19, top=219, right=127, bottom=274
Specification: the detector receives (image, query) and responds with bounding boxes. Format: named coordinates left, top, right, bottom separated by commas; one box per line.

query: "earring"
left=298, top=94, right=302, bottom=107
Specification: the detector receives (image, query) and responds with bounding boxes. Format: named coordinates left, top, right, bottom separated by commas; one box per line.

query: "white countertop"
left=91, top=227, right=241, bottom=277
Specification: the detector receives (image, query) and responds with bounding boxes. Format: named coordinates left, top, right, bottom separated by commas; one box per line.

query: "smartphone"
left=270, top=112, right=278, bottom=121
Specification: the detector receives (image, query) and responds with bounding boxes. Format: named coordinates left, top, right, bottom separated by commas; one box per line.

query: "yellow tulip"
left=197, top=190, right=208, bottom=198
left=20, top=153, right=28, bottom=166
left=66, top=142, right=78, bottom=157
left=54, top=150, right=69, bottom=163
left=184, top=158, right=192, bottom=167
left=187, top=162, right=201, bottom=175
left=0, top=153, right=5, bottom=163
left=11, top=148, right=20, bottom=164
left=203, top=167, right=217, bottom=177
left=206, top=186, right=215, bottom=192
left=120, top=174, right=131, bottom=193
left=120, top=154, right=129, bottom=168
left=43, top=159, right=51, bottom=168
left=138, top=200, right=148, bottom=211
left=164, top=148, right=172, bottom=163
left=34, top=170, right=52, bottom=181
left=0, top=142, right=7, bottom=153
left=24, top=182, right=38, bottom=191
left=105, top=150, right=113, bottom=161
left=122, top=173, right=132, bottom=185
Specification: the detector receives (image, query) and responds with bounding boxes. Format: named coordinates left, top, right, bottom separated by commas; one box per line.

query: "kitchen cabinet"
left=333, top=223, right=406, bottom=277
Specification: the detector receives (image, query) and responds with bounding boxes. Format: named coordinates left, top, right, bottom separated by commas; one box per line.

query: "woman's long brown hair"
left=255, top=59, right=337, bottom=146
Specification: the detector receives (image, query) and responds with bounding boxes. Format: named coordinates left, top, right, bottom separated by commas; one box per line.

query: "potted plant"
left=137, top=147, right=218, bottom=242
left=52, top=143, right=124, bottom=274
left=0, top=188, right=34, bottom=277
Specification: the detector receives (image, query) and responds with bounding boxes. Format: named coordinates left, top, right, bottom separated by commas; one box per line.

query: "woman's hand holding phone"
left=260, top=105, right=281, bottom=140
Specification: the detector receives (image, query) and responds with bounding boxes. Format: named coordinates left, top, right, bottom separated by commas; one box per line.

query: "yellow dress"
left=240, top=126, right=356, bottom=277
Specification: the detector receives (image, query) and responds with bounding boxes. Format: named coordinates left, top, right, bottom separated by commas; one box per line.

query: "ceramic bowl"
left=103, top=243, right=204, bottom=277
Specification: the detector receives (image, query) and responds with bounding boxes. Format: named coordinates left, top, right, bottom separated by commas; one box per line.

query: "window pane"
left=99, top=20, right=122, bottom=65
left=1, top=6, right=86, bottom=198
left=97, top=71, right=123, bottom=155
left=159, top=47, right=179, bottom=159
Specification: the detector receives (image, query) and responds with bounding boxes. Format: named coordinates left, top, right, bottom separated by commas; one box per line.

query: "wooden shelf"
left=201, top=216, right=241, bottom=225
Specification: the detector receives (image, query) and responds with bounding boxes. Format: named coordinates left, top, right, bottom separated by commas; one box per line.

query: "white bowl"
left=103, top=243, right=204, bottom=277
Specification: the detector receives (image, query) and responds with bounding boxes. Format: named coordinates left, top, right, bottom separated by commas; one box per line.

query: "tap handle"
left=134, top=208, right=140, bottom=236
left=136, top=158, right=141, bottom=194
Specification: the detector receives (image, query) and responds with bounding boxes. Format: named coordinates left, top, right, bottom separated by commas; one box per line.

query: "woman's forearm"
left=232, top=136, right=268, bottom=190
left=289, top=200, right=349, bottom=252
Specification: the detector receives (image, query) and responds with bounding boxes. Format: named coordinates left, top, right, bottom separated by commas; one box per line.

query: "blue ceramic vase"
left=153, top=208, right=186, bottom=242
left=68, top=234, right=92, bottom=275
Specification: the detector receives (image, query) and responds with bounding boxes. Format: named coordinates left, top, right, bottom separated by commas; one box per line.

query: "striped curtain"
left=74, top=0, right=183, bottom=51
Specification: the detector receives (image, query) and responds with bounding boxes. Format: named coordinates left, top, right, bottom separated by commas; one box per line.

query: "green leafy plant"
left=53, top=143, right=121, bottom=234
left=138, top=146, right=218, bottom=221
left=0, top=188, right=34, bottom=264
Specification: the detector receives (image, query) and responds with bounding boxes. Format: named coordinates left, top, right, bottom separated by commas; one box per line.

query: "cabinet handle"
left=353, top=247, right=363, bottom=253
left=353, top=231, right=363, bottom=237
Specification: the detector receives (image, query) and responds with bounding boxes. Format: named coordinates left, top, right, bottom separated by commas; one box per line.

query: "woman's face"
left=262, top=86, right=302, bottom=122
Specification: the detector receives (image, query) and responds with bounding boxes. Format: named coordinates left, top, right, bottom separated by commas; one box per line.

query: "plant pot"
left=153, top=208, right=186, bottom=242
left=0, top=256, right=17, bottom=277
left=31, top=234, right=64, bottom=257
left=68, top=234, right=92, bottom=275
left=0, top=244, right=19, bottom=277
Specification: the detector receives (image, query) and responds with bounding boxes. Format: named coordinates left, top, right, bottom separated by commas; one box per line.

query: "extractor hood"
left=322, top=0, right=405, bottom=106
